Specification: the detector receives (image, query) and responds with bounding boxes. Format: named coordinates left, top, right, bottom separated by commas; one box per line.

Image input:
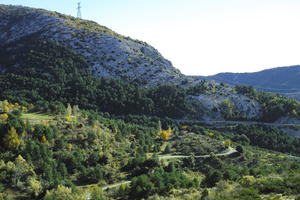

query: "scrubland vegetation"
left=0, top=100, right=299, bottom=199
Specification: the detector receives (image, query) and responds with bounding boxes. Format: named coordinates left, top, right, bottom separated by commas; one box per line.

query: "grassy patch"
left=22, top=113, right=54, bottom=120
left=21, top=112, right=55, bottom=124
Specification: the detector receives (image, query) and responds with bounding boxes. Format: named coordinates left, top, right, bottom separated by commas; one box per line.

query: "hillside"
left=0, top=4, right=185, bottom=86
left=199, top=65, right=300, bottom=100
left=0, top=101, right=300, bottom=199
left=1, top=4, right=300, bottom=124
left=1, top=5, right=300, bottom=199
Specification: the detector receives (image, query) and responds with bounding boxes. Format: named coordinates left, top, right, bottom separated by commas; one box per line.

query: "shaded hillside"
left=200, top=65, right=300, bottom=100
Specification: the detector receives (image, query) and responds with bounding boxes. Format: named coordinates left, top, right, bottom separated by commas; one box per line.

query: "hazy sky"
left=2, top=0, right=300, bottom=75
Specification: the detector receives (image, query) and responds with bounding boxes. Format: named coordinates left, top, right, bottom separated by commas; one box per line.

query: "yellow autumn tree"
left=0, top=113, right=8, bottom=122
left=28, top=177, right=42, bottom=197
left=41, top=136, right=48, bottom=144
left=3, top=105, right=10, bottom=113
left=67, top=144, right=73, bottom=151
left=4, top=127, right=21, bottom=149
left=207, top=132, right=214, bottom=137
left=160, top=127, right=172, bottom=141
left=1, top=100, right=10, bottom=113
left=65, top=115, right=73, bottom=122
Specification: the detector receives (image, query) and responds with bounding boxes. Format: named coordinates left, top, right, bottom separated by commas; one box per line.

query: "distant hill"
left=200, top=66, right=300, bottom=100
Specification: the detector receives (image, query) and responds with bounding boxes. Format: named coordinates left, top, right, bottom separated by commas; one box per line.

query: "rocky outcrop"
left=189, top=93, right=261, bottom=121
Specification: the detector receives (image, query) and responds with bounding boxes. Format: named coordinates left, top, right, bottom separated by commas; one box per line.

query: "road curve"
left=84, top=147, right=237, bottom=199
left=102, top=181, right=131, bottom=191
left=158, top=147, right=237, bottom=160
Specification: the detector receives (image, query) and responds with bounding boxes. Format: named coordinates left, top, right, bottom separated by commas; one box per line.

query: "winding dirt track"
left=101, top=147, right=237, bottom=191
left=158, top=147, right=237, bottom=160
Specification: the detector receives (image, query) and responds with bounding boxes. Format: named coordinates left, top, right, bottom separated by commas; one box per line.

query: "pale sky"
left=2, top=0, right=300, bottom=75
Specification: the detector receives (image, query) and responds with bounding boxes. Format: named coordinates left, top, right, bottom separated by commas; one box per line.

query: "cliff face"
left=187, top=81, right=262, bottom=121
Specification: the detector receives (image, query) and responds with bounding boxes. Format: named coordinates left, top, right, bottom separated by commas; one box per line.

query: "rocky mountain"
left=1, top=4, right=300, bottom=124
left=199, top=65, right=300, bottom=100
left=0, top=4, right=185, bottom=86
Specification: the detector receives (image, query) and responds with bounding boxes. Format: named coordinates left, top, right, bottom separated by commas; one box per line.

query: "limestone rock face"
left=0, top=4, right=185, bottom=86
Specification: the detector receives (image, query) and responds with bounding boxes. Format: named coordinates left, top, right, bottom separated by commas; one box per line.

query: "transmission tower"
left=77, top=2, right=82, bottom=19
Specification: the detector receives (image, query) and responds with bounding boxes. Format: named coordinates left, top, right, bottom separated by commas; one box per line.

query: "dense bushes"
left=174, top=134, right=225, bottom=155
left=129, top=167, right=198, bottom=199
left=0, top=105, right=163, bottom=198
left=228, top=124, right=300, bottom=155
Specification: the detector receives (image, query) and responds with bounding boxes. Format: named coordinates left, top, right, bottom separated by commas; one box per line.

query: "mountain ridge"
left=199, top=65, right=300, bottom=100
